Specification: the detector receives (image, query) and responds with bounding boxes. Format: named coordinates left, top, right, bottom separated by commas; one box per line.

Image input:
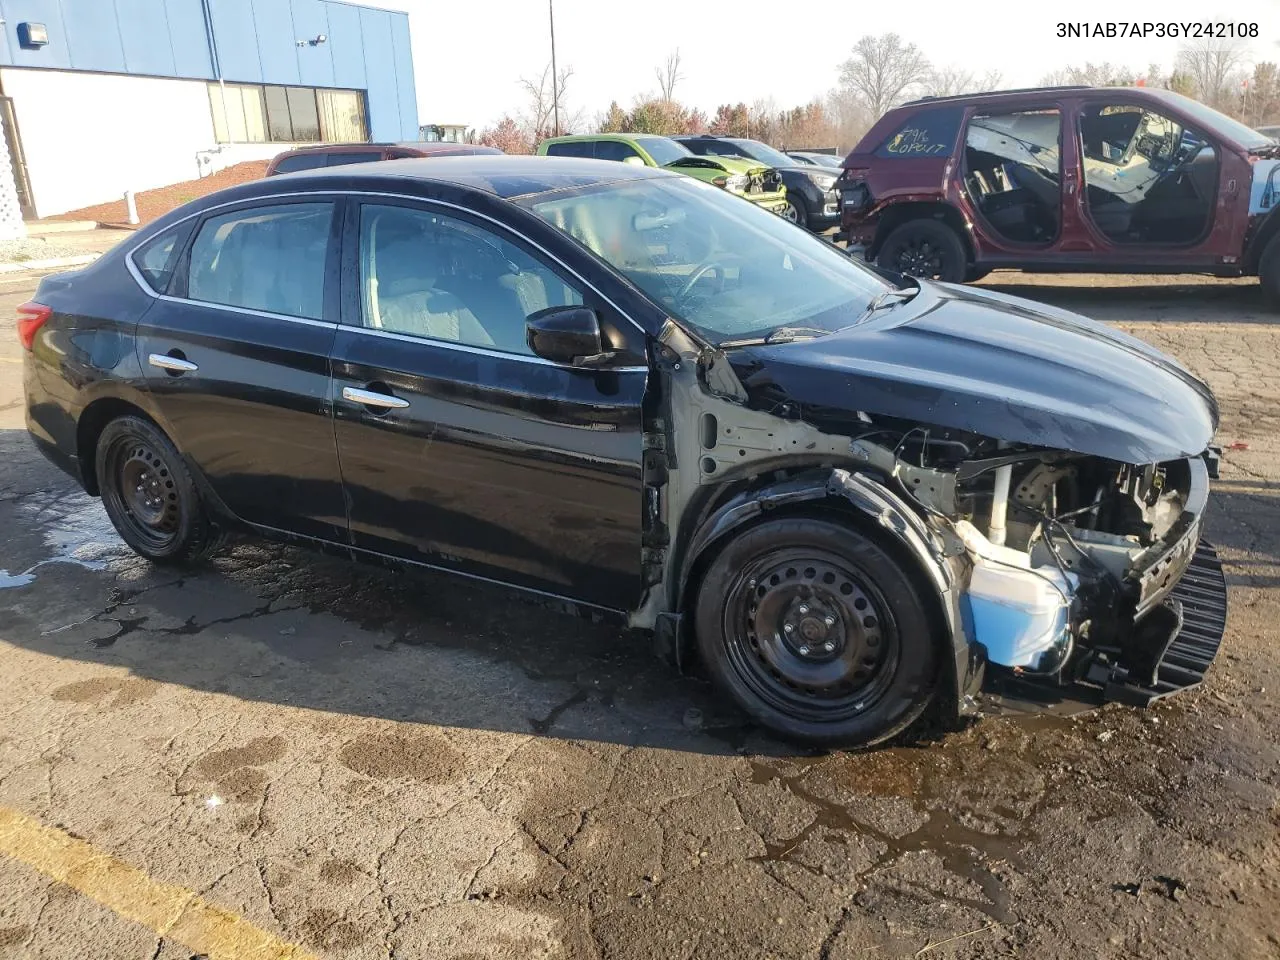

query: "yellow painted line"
left=0, top=356, right=21, bottom=363
left=0, top=806, right=319, bottom=960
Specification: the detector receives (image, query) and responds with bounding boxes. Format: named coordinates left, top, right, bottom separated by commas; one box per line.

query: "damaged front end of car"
left=632, top=279, right=1228, bottom=721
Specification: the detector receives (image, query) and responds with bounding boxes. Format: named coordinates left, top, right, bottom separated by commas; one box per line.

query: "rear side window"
left=131, top=223, right=192, bottom=294
left=270, top=153, right=329, bottom=174
left=875, top=108, right=964, bottom=158
left=186, top=202, right=334, bottom=320
left=544, top=141, right=594, bottom=158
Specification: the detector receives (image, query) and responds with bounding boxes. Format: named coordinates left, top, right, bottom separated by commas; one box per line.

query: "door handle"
left=148, top=352, right=198, bottom=374
left=342, top=386, right=409, bottom=410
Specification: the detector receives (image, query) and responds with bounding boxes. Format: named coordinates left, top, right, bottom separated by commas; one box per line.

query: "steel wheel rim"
left=721, top=547, right=900, bottom=723
left=895, top=238, right=945, bottom=279
left=104, top=438, right=181, bottom=550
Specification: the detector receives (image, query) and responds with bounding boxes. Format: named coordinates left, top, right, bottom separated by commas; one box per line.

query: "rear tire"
left=95, top=416, right=222, bottom=564
left=877, top=219, right=967, bottom=283
left=1260, top=234, right=1280, bottom=307
left=693, top=516, right=938, bottom=747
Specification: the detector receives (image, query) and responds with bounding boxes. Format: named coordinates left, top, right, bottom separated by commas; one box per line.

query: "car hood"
left=777, top=165, right=837, bottom=180
left=665, top=156, right=771, bottom=177
left=732, top=280, right=1218, bottom=464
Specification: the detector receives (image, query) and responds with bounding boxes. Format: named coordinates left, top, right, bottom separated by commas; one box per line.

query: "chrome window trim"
left=155, top=293, right=338, bottom=329
left=338, top=323, right=648, bottom=372
left=123, top=188, right=649, bottom=339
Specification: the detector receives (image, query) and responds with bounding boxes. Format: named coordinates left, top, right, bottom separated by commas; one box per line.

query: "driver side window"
left=1077, top=104, right=1216, bottom=245
left=359, top=204, right=584, bottom=356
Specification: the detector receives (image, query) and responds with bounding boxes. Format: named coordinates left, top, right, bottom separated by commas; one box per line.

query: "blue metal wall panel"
left=324, top=0, right=364, bottom=90
left=162, top=0, right=215, bottom=78
left=0, top=0, right=417, bottom=140
left=62, top=0, right=127, bottom=74
left=357, top=5, right=397, bottom=140
left=389, top=12, right=415, bottom=140
left=1, top=0, right=73, bottom=69
left=206, top=0, right=261, bottom=82
left=290, top=0, right=333, bottom=88
left=116, top=0, right=179, bottom=76
left=251, top=0, right=299, bottom=85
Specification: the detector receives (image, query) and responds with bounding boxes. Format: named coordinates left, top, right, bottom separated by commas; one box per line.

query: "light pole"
left=548, top=0, right=559, bottom=137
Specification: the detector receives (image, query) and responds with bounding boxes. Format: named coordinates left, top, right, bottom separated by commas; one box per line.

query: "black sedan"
left=20, top=156, right=1227, bottom=746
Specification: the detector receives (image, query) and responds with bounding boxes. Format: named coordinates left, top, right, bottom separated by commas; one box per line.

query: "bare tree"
left=924, top=65, right=1003, bottom=98
left=1039, top=61, right=1136, bottom=87
left=656, top=50, right=683, bottom=102
left=1177, top=38, right=1247, bottom=108
left=838, top=33, right=932, bottom=118
left=518, top=62, right=579, bottom=139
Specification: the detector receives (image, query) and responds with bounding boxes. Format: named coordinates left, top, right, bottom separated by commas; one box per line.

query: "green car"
left=537, top=134, right=788, bottom=214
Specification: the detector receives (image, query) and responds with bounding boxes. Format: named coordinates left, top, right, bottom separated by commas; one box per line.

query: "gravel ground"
left=0, top=269, right=1277, bottom=960
left=0, top=233, right=119, bottom=264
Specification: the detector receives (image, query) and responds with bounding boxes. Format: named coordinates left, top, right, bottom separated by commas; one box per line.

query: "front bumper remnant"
left=1087, top=540, right=1228, bottom=706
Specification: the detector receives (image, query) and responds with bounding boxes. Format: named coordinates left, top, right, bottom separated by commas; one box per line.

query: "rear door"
left=328, top=197, right=648, bottom=610
left=133, top=197, right=348, bottom=542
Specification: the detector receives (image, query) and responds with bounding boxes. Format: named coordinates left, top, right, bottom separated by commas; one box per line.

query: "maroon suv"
left=836, top=86, right=1280, bottom=300
left=266, top=141, right=502, bottom=176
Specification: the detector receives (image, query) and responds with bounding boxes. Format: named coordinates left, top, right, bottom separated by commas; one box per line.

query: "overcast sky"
left=400, top=0, right=1279, bottom=130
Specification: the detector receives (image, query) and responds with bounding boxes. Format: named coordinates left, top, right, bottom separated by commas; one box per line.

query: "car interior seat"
left=367, top=212, right=494, bottom=347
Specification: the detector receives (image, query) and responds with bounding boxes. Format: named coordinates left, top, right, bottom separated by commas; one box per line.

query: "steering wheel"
left=677, top=254, right=743, bottom=301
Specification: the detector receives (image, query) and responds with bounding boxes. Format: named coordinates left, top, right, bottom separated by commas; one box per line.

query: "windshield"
left=1157, top=91, right=1272, bottom=149
left=732, top=139, right=795, bottom=168
left=518, top=176, right=892, bottom=345
left=809, top=154, right=843, bottom=168
left=636, top=136, right=694, bottom=166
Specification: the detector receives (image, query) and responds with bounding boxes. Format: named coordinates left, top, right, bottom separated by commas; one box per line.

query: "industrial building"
left=0, top=0, right=418, bottom=228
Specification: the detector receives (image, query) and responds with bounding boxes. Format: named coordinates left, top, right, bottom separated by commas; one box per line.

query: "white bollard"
left=124, top=190, right=139, bottom=226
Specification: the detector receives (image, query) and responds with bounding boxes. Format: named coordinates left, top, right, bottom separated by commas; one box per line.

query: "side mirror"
left=526, top=306, right=615, bottom=367
left=622, top=156, right=646, bottom=167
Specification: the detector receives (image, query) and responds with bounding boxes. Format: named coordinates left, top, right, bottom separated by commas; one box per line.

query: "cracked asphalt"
left=1, top=267, right=1278, bottom=959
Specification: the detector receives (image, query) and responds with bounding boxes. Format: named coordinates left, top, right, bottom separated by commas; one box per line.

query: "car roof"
left=542, top=133, right=641, bottom=142
left=268, top=154, right=671, bottom=198
left=274, top=142, right=499, bottom=155
left=896, top=84, right=1210, bottom=110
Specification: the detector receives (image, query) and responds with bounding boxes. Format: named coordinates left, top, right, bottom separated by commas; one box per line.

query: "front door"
left=1075, top=100, right=1225, bottom=265
left=329, top=199, right=648, bottom=611
left=134, top=198, right=347, bottom=541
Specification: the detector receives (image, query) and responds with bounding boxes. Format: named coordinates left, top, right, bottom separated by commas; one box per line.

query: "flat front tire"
left=694, top=517, right=938, bottom=747
left=877, top=219, right=967, bottom=283
left=95, top=415, right=221, bottom=564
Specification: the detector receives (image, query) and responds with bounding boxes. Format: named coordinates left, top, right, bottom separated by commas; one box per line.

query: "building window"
left=209, top=83, right=367, bottom=144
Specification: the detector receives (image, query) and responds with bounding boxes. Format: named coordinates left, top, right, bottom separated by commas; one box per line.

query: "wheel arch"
left=867, top=201, right=974, bottom=265
left=674, top=468, right=979, bottom=715
left=76, top=397, right=159, bottom=496
left=75, top=398, right=238, bottom=529
left=1244, top=208, right=1280, bottom=277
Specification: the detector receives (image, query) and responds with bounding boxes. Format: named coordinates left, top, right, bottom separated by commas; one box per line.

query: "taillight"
left=16, top=301, right=52, bottom=351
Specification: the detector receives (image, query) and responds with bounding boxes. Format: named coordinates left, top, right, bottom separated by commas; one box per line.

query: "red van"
left=265, top=142, right=502, bottom=176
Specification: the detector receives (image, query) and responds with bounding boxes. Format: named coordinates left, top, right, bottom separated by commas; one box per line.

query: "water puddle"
left=749, top=756, right=1025, bottom=925
left=0, top=490, right=129, bottom=588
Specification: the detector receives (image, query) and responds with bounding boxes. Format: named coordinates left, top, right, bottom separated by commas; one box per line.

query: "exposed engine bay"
left=843, top=424, right=1218, bottom=701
